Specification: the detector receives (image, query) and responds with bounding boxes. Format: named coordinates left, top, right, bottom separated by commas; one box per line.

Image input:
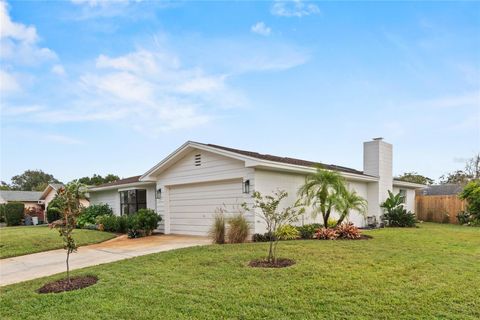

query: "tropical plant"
left=335, top=223, right=361, bottom=239
left=458, top=180, right=480, bottom=225
left=46, top=196, right=63, bottom=223
left=209, top=213, right=226, bottom=244
left=335, top=190, right=367, bottom=226
left=276, top=224, right=300, bottom=240
left=315, top=227, right=338, bottom=240
left=49, top=181, right=86, bottom=284
left=380, top=191, right=416, bottom=227
left=297, top=167, right=347, bottom=227
left=226, top=213, right=250, bottom=244
left=242, top=190, right=302, bottom=263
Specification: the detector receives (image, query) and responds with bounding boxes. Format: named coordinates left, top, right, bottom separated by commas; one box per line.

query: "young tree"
left=243, top=190, right=302, bottom=263
left=335, top=189, right=367, bottom=226
left=396, top=172, right=434, bottom=185
left=49, top=181, right=86, bottom=284
left=297, top=167, right=347, bottom=226
left=10, top=170, right=60, bottom=191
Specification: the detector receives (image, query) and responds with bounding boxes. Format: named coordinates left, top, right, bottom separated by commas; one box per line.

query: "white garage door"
left=168, top=179, right=244, bottom=236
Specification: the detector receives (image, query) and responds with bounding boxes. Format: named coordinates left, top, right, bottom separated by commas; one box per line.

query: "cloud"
left=414, top=91, right=480, bottom=109
left=44, top=134, right=84, bottom=145
left=51, top=64, right=66, bottom=75
left=251, top=22, right=271, bottom=36
left=0, top=70, right=20, bottom=94
left=71, top=0, right=131, bottom=7
left=0, top=0, right=57, bottom=65
left=271, top=0, right=320, bottom=18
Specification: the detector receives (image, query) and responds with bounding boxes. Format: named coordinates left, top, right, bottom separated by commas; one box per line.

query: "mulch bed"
left=249, top=258, right=296, bottom=268
left=37, top=275, right=98, bottom=294
left=317, top=234, right=373, bottom=241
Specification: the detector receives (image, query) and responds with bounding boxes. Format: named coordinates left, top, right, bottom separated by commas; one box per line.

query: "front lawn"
left=0, top=226, right=116, bottom=259
left=1, top=223, right=479, bottom=319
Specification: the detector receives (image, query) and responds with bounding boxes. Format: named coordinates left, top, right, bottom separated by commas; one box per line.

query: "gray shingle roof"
left=420, top=184, right=464, bottom=196
left=0, top=190, right=43, bottom=202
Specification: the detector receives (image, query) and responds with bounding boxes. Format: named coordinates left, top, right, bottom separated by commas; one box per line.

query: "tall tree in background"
left=396, top=172, right=434, bottom=185
left=440, top=154, right=480, bottom=184
left=77, top=174, right=120, bottom=186
left=10, top=170, right=60, bottom=191
left=0, top=181, right=12, bottom=190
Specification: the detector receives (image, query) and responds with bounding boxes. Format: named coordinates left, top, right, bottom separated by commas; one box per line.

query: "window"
left=399, top=189, right=406, bottom=204
left=120, top=189, right=147, bottom=215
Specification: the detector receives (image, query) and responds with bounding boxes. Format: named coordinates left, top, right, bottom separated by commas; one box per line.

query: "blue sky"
left=1, top=0, right=479, bottom=183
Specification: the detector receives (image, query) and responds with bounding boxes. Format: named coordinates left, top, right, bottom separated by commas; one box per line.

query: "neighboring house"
left=39, top=183, right=90, bottom=222
left=89, top=138, right=424, bottom=236
left=0, top=190, right=44, bottom=221
left=419, top=184, right=464, bottom=196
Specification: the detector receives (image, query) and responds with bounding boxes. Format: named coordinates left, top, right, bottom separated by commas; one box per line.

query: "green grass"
left=0, top=226, right=116, bottom=259
left=1, top=223, right=479, bottom=319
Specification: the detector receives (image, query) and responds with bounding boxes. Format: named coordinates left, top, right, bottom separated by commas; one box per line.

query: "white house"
left=88, top=138, right=424, bottom=236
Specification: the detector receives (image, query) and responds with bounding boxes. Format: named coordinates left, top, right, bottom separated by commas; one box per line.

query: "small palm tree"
left=335, top=190, right=367, bottom=226
left=297, top=167, right=347, bottom=226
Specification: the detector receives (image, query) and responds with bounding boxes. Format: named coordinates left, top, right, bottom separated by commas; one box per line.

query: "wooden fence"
left=415, top=195, right=466, bottom=224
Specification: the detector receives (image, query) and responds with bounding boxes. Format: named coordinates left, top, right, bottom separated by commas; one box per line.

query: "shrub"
left=326, top=218, right=338, bottom=228
left=46, top=197, right=63, bottom=222
left=127, top=209, right=161, bottom=238
left=5, top=202, right=24, bottom=226
left=226, top=213, right=250, bottom=243
left=276, top=224, right=300, bottom=240
left=78, top=204, right=113, bottom=228
left=0, top=204, right=6, bottom=223
left=315, top=227, right=338, bottom=240
left=336, top=223, right=361, bottom=239
left=209, top=213, right=225, bottom=244
left=296, top=223, right=322, bottom=239
left=381, top=191, right=416, bottom=227
left=96, top=215, right=119, bottom=232
left=459, top=180, right=480, bottom=225
left=252, top=233, right=268, bottom=242
left=457, top=211, right=471, bottom=225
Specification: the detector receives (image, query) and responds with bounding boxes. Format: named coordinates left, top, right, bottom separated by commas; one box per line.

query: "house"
left=89, top=138, right=424, bottom=236
left=419, top=184, right=464, bottom=196
left=38, top=183, right=90, bottom=222
left=0, top=190, right=44, bottom=222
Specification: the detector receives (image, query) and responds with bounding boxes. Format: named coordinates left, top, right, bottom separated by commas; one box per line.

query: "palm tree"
left=335, top=189, right=367, bottom=226
left=297, top=167, right=347, bottom=226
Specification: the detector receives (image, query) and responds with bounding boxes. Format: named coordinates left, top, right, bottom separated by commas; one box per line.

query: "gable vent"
left=194, top=154, right=202, bottom=166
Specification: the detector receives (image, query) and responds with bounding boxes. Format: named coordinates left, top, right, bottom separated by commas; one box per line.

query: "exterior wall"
left=393, top=186, right=416, bottom=213
left=253, top=169, right=370, bottom=233
left=155, top=148, right=254, bottom=234
left=89, top=189, right=120, bottom=215
left=23, top=201, right=42, bottom=210
left=44, top=189, right=57, bottom=211
left=89, top=185, right=156, bottom=216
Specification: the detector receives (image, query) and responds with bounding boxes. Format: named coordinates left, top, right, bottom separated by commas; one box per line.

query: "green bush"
left=96, top=215, right=119, bottom=232
left=276, top=224, right=300, bottom=240
left=78, top=204, right=113, bottom=228
left=459, top=180, right=480, bottom=225
left=296, top=223, right=322, bottom=239
left=226, top=213, right=250, bottom=243
left=127, top=209, right=161, bottom=238
left=5, top=202, right=24, bottom=226
left=381, top=191, right=416, bottom=227
left=252, top=232, right=275, bottom=242
left=456, top=211, right=471, bottom=225
left=46, top=197, right=63, bottom=222
left=0, top=204, right=6, bottom=223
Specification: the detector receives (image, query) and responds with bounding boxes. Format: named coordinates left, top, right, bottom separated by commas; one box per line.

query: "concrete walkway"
left=0, top=234, right=210, bottom=286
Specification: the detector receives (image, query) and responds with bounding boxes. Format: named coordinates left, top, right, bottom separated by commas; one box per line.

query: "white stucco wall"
left=392, top=186, right=416, bottom=213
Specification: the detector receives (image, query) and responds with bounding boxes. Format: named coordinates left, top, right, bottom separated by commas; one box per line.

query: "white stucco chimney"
left=363, top=138, right=393, bottom=222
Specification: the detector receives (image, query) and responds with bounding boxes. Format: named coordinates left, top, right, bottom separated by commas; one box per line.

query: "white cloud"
left=251, top=22, right=271, bottom=36
left=0, top=70, right=20, bottom=94
left=51, top=64, right=66, bottom=75
left=44, top=134, right=83, bottom=145
left=415, top=91, right=480, bottom=109
left=271, top=0, right=320, bottom=18
left=70, top=0, right=132, bottom=7
left=0, top=0, right=57, bottom=65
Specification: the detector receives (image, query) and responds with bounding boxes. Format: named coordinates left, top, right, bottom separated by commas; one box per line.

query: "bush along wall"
left=5, top=202, right=25, bottom=226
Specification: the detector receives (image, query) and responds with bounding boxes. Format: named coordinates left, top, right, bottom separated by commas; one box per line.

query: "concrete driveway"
left=0, top=234, right=210, bottom=287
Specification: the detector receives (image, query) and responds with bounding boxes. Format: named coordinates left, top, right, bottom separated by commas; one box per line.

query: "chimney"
left=363, top=138, right=393, bottom=222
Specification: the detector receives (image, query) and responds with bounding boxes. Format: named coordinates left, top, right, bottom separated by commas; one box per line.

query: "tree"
left=0, top=181, right=11, bottom=190
left=242, top=190, right=302, bottom=263
left=458, top=180, right=480, bottom=225
left=440, top=154, right=480, bottom=184
left=396, top=172, right=434, bottom=185
left=335, top=190, right=367, bottom=226
left=77, top=174, right=120, bottom=186
left=49, top=181, right=86, bottom=285
left=297, top=167, right=347, bottom=226
left=10, top=170, right=60, bottom=191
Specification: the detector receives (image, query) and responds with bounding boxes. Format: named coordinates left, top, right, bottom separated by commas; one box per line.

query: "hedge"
left=5, top=202, right=25, bottom=226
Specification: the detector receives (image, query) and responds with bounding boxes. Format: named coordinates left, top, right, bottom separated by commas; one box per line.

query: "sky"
left=1, top=0, right=479, bottom=184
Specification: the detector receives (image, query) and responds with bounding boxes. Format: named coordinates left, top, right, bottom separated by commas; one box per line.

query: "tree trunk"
left=268, top=239, right=274, bottom=263
left=336, top=211, right=347, bottom=226
left=66, top=249, right=71, bottom=285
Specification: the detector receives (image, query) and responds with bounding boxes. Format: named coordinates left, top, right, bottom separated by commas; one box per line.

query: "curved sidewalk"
left=0, top=234, right=210, bottom=287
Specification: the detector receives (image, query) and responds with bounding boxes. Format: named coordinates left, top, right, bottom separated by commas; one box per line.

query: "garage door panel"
left=169, top=179, right=245, bottom=236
